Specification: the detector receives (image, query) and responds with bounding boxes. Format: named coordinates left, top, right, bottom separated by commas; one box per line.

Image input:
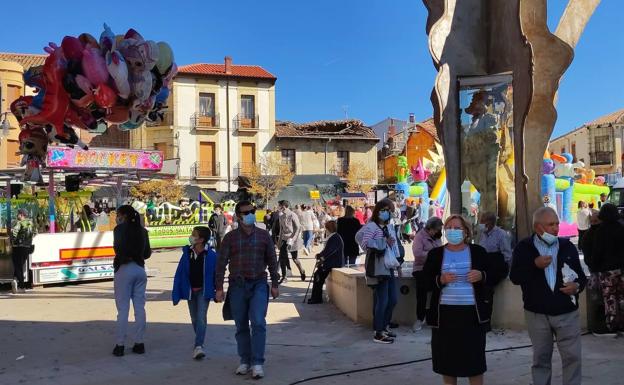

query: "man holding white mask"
left=510, top=207, right=587, bottom=385
left=215, top=201, right=280, bottom=380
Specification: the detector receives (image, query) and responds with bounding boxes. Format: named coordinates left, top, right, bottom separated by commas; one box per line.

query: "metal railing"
left=233, top=114, right=259, bottom=130
left=146, top=111, right=173, bottom=127
left=236, top=162, right=256, bottom=176
left=192, top=112, right=220, bottom=129
left=191, top=161, right=220, bottom=178
left=589, top=151, right=613, bottom=166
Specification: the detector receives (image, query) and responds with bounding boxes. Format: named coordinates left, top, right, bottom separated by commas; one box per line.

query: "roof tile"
left=177, top=63, right=276, bottom=81
left=0, top=52, right=47, bottom=71
left=276, top=119, right=378, bottom=140
left=585, top=108, right=624, bottom=127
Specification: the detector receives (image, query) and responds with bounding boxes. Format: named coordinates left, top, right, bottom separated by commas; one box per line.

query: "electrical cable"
left=288, top=332, right=591, bottom=385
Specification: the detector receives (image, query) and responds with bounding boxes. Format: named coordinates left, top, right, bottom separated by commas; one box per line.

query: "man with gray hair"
left=478, top=212, right=512, bottom=266
left=510, top=207, right=587, bottom=385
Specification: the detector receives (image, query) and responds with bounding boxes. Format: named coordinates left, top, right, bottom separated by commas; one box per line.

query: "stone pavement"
left=1, top=246, right=623, bottom=385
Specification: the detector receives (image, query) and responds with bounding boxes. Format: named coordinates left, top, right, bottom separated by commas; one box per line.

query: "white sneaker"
left=235, top=363, right=250, bottom=375
left=251, top=365, right=264, bottom=379
left=412, top=320, right=423, bottom=332
left=302, top=248, right=309, bottom=256
left=11, top=279, right=18, bottom=294
left=192, top=346, right=205, bottom=360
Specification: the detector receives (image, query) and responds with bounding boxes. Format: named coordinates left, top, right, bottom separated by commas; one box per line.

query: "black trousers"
left=279, top=242, right=297, bottom=278
left=12, top=247, right=29, bottom=286
left=310, top=268, right=331, bottom=302
left=413, top=270, right=428, bottom=321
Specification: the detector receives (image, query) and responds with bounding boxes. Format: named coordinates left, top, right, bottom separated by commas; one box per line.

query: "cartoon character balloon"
left=12, top=23, right=176, bottom=182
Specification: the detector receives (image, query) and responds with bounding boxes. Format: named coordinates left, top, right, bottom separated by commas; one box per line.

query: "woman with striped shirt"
left=423, top=215, right=506, bottom=385
left=356, top=199, right=400, bottom=344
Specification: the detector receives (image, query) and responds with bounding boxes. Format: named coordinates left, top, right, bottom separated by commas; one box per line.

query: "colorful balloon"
left=94, top=83, right=117, bottom=108
left=82, top=47, right=109, bottom=85
left=61, top=36, right=83, bottom=62
left=106, top=50, right=130, bottom=99
left=99, top=23, right=115, bottom=52
left=156, top=41, right=174, bottom=75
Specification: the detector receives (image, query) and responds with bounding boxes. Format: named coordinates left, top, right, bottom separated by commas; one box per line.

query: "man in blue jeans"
left=215, top=201, right=280, bottom=380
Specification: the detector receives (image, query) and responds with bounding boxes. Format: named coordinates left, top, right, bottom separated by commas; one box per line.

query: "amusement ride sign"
left=46, top=146, right=163, bottom=171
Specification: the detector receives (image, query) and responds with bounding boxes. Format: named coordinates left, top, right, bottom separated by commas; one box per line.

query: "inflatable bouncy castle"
left=542, top=152, right=609, bottom=236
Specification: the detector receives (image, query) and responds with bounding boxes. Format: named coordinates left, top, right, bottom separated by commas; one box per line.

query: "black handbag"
left=364, top=247, right=384, bottom=278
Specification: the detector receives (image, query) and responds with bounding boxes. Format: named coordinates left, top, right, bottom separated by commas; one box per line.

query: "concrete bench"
left=326, top=266, right=588, bottom=330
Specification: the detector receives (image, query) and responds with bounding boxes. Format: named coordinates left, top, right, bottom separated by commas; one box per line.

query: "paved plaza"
left=2, top=247, right=623, bottom=385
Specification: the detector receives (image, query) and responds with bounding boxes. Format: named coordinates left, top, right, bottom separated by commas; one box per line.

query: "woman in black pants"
left=337, top=206, right=362, bottom=265
left=308, top=220, right=344, bottom=304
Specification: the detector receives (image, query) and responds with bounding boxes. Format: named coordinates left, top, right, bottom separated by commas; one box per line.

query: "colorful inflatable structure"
left=542, top=152, right=609, bottom=236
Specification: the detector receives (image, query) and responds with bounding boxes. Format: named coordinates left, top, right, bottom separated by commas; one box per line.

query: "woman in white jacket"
left=356, top=198, right=400, bottom=344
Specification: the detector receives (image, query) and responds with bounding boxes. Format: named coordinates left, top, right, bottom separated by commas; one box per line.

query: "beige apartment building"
left=0, top=53, right=47, bottom=169
left=549, top=108, right=624, bottom=178
left=131, top=56, right=276, bottom=191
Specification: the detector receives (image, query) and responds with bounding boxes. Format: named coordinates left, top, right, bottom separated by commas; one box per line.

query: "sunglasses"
left=240, top=209, right=256, bottom=216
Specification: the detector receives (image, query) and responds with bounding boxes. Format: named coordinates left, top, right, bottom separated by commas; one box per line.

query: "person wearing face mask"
left=112, top=205, right=152, bottom=357
left=410, top=217, right=443, bottom=331
left=308, top=220, right=344, bottom=304
left=277, top=200, right=306, bottom=282
left=510, top=207, right=587, bottom=385
left=172, top=226, right=217, bottom=359
left=355, top=198, right=400, bottom=344
left=215, top=201, right=280, bottom=380
left=423, top=215, right=506, bottom=385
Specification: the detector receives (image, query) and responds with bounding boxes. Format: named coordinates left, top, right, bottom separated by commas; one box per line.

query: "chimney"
left=408, top=113, right=415, bottom=123
left=388, top=118, right=396, bottom=137
left=224, top=56, right=232, bottom=74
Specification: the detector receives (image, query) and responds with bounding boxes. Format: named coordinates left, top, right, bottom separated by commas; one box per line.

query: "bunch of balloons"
left=10, top=24, right=176, bottom=182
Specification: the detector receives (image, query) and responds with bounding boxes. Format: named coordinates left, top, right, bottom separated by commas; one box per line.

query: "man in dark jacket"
left=510, top=207, right=587, bottom=385
left=208, top=205, right=228, bottom=251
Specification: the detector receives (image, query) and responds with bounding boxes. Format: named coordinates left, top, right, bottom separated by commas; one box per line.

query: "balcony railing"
left=233, top=114, right=259, bottom=131
left=236, top=162, right=256, bottom=177
left=590, top=151, right=613, bottom=166
left=191, top=161, right=220, bottom=179
left=146, top=111, right=173, bottom=127
left=192, top=112, right=220, bottom=130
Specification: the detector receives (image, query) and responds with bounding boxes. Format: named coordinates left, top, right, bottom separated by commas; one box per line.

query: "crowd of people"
left=80, top=193, right=622, bottom=383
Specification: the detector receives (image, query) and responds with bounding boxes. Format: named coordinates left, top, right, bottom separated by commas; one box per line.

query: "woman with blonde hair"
left=423, top=214, right=506, bottom=385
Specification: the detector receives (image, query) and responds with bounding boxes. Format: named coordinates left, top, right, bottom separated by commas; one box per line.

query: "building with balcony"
left=270, top=119, right=379, bottom=183
left=549, top=108, right=624, bottom=179
left=130, top=56, right=276, bottom=191
left=0, top=53, right=47, bottom=169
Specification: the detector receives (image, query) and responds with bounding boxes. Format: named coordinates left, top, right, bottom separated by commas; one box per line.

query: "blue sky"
left=1, top=0, right=621, bottom=138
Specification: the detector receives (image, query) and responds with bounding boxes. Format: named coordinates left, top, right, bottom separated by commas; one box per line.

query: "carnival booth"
left=24, top=146, right=163, bottom=285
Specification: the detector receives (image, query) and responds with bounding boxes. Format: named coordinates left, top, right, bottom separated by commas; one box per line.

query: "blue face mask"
left=539, top=232, right=558, bottom=245
left=446, top=229, right=464, bottom=245
left=379, top=211, right=391, bottom=222
left=243, top=213, right=256, bottom=226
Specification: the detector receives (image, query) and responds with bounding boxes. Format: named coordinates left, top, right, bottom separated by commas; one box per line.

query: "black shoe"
left=388, top=322, right=399, bottom=329
left=132, top=343, right=145, bottom=354
left=301, top=272, right=307, bottom=282
left=373, top=333, right=394, bottom=344
left=307, top=298, right=322, bottom=304
left=112, top=345, right=124, bottom=357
